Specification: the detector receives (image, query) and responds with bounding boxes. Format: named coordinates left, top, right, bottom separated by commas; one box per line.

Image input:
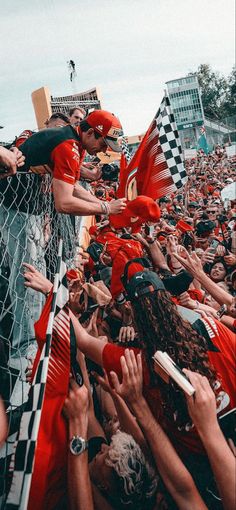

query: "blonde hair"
left=105, top=430, right=158, bottom=509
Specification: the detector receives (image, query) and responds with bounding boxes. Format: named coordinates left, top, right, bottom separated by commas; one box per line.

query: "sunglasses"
left=207, top=210, right=217, bottom=214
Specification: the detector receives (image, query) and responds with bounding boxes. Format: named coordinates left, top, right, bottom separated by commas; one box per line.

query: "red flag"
left=117, top=95, right=187, bottom=200
left=28, top=304, right=70, bottom=510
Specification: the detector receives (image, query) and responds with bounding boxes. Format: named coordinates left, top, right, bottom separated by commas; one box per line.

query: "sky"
left=0, top=0, right=235, bottom=142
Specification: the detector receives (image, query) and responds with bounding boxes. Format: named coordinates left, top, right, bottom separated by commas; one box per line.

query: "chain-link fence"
left=0, top=173, right=78, bottom=508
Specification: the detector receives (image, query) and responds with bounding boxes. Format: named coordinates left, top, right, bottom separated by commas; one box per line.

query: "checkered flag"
left=6, top=239, right=69, bottom=510
left=118, top=94, right=187, bottom=200
left=121, top=137, right=132, bottom=164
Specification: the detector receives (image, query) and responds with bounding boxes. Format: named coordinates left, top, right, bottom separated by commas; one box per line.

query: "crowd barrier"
left=0, top=173, right=92, bottom=507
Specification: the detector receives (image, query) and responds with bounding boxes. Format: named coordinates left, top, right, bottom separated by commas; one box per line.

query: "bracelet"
left=147, top=239, right=155, bottom=245
left=100, top=201, right=106, bottom=215
left=104, top=201, right=111, bottom=215
left=44, top=290, right=51, bottom=298
left=100, top=201, right=111, bottom=216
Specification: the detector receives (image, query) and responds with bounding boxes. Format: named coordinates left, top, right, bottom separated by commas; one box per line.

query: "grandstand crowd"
left=0, top=108, right=235, bottom=510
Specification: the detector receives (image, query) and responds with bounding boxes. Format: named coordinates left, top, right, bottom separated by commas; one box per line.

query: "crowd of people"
left=0, top=108, right=235, bottom=510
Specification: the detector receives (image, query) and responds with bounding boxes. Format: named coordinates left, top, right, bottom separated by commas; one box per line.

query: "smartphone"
left=209, top=239, right=219, bottom=254
left=216, top=304, right=227, bottom=318
left=145, top=224, right=155, bottom=236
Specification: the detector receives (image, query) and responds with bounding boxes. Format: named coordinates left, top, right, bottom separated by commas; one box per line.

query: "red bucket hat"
left=86, top=110, right=122, bottom=152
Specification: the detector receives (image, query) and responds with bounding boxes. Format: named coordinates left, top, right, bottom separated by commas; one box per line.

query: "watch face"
left=71, top=437, right=83, bottom=455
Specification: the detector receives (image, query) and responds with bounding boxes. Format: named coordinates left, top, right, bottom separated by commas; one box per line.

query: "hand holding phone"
left=209, top=239, right=220, bottom=254
left=216, top=304, right=227, bottom=318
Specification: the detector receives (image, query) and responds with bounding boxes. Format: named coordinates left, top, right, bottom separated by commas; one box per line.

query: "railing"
left=0, top=173, right=78, bottom=507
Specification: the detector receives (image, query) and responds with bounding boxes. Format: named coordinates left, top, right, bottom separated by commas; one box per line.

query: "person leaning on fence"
left=0, top=135, right=46, bottom=355
left=19, top=109, right=126, bottom=218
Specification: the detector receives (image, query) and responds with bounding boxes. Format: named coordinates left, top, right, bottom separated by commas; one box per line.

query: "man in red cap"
left=19, top=110, right=126, bottom=217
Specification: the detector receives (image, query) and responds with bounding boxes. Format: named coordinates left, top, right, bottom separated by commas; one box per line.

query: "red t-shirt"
left=102, top=317, right=236, bottom=455
left=51, top=137, right=85, bottom=185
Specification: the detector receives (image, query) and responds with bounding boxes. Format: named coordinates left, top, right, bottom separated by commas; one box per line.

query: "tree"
left=189, top=64, right=235, bottom=122
left=222, top=66, right=236, bottom=123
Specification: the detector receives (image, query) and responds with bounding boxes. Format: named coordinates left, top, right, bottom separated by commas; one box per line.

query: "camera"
left=101, top=164, right=119, bottom=182
left=95, top=188, right=105, bottom=198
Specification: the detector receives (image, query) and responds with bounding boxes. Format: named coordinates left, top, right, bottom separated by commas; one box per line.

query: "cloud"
left=0, top=0, right=235, bottom=141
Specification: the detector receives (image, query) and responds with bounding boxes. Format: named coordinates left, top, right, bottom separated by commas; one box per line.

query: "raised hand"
left=118, top=326, right=136, bottom=343
left=224, top=252, right=236, bottom=267
left=201, top=247, right=216, bottom=266
left=183, top=369, right=217, bottom=434
left=110, top=349, right=143, bottom=406
left=63, top=378, right=89, bottom=422
left=172, top=250, right=204, bottom=279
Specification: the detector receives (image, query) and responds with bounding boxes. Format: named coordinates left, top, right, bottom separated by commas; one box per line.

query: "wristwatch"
left=69, top=435, right=89, bottom=456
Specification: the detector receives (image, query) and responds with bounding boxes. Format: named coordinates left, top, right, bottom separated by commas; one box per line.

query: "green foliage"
left=189, top=64, right=236, bottom=123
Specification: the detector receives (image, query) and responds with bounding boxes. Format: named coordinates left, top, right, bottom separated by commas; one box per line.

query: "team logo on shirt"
left=72, top=143, right=80, bottom=163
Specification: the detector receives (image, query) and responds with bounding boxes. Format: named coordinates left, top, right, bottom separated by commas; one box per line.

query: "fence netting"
left=0, top=173, right=78, bottom=508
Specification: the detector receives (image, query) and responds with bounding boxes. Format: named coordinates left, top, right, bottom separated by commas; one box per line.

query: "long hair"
left=132, top=290, right=217, bottom=427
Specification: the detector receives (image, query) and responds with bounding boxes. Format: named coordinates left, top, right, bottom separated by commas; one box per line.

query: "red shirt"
left=51, top=130, right=85, bottom=185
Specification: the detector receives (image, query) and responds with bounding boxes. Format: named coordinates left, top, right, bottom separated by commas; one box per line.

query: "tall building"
left=31, top=86, right=102, bottom=130
left=166, top=75, right=231, bottom=150
left=166, top=75, right=204, bottom=149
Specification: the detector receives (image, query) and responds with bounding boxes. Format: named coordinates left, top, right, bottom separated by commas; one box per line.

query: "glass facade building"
left=166, top=75, right=232, bottom=151
left=166, top=75, right=204, bottom=149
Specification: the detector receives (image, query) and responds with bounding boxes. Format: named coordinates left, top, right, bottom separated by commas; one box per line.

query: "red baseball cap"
left=86, top=110, right=123, bottom=152
left=109, top=196, right=160, bottom=229
left=126, top=196, right=160, bottom=221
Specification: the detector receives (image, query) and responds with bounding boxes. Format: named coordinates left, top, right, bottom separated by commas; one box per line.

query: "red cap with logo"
left=86, top=110, right=123, bottom=152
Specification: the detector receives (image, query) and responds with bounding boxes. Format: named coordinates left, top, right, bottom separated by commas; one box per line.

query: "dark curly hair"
left=132, top=290, right=217, bottom=427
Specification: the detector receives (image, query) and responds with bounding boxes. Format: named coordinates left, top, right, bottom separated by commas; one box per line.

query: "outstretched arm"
left=110, top=350, right=207, bottom=510
left=173, top=251, right=233, bottom=306
left=73, top=181, right=103, bottom=205
left=184, top=369, right=236, bottom=510
left=63, top=380, right=94, bottom=510
left=93, top=370, right=148, bottom=457
left=53, top=179, right=126, bottom=216
left=70, top=311, right=106, bottom=366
